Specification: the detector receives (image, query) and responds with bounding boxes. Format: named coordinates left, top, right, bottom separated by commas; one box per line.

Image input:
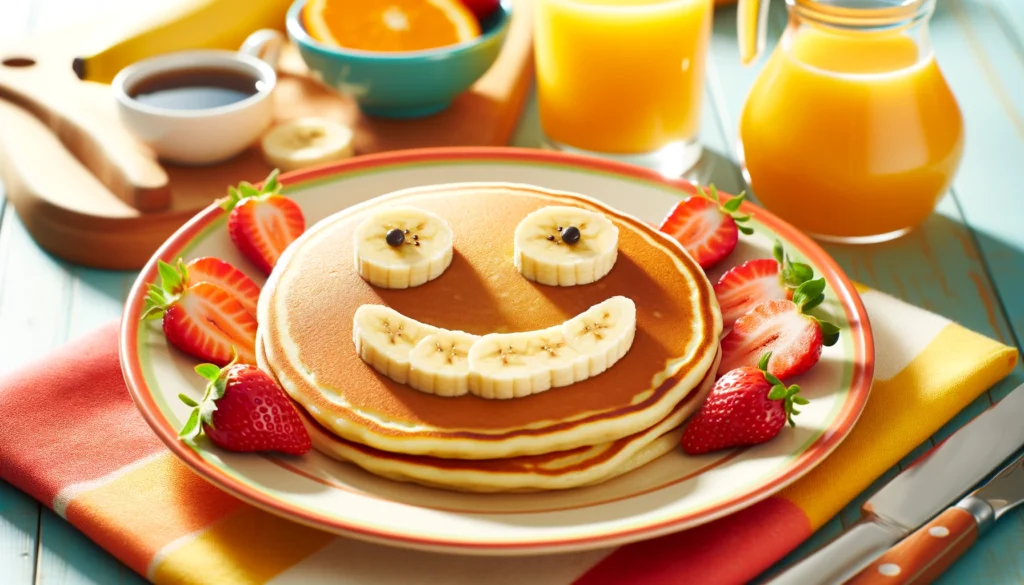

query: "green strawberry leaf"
left=200, top=399, right=219, bottom=429
left=263, top=168, right=281, bottom=193
left=722, top=195, right=744, bottom=213
left=801, top=294, right=825, bottom=312
left=178, top=393, right=199, bottom=408
left=708, top=184, right=722, bottom=205
left=209, top=376, right=228, bottom=402
left=738, top=225, right=755, bottom=236
left=178, top=409, right=202, bottom=448
left=767, top=384, right=787, bottom=400
left=790, top=262, right=814, bottom=283
left=220, top=169, right=285, bottom=212
left=792, top=278, right=826, bottom=311
left=774, top=240, right=816, bottom=291
left=818, top=319, right=841, bottom=347
left=194, top=363, right=221, bottom=382
left=157, top=259, right=181, bottom=292
left=756, top=352, right=807, bottom=426
left=239, top=182, right=260, bottom=198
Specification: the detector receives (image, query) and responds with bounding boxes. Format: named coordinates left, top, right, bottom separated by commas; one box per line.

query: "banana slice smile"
left=353, top=297, right=637, bottom=399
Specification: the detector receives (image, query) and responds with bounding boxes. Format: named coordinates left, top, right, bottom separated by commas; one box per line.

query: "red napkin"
left=0, top=317, right=1015, bottom=585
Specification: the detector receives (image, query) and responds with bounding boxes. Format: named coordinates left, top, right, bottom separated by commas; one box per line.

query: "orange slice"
left=303, top=0, right=482, bottom=52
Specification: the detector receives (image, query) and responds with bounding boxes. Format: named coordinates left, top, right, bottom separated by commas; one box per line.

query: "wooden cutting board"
left=0, top=0, right=534, bottom=270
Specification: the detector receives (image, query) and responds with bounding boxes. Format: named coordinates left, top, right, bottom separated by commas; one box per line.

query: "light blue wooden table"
left=1, top=0, right=1023, bottom=582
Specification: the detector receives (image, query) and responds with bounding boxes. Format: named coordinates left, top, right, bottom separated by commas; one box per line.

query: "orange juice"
left=739, top=27, right=964, bottom=241
left=534, top=0, right=713, bottom=155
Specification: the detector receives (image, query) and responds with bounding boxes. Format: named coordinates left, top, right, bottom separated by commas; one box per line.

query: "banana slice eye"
left=513, top=206, right=619, bottom=286
left=353, top=207, right=454, bottom=289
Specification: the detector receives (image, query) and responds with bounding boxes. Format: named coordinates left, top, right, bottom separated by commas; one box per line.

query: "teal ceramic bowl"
left=286, top=0, right=512, bottom=119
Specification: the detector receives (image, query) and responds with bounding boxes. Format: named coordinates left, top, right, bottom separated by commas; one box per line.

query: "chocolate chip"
left=386, top=228, right=405, bottom=247
left=561, top=226, right=581, bottom=245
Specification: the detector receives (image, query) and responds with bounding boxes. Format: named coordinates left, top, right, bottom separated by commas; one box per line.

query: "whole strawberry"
left=659, top=184, right=753, bottom=270
left=222, top=169, right=305, bottom=275
left=682, top=353, right=808, bottom=455
left=178, top=359, right=311, bottom=456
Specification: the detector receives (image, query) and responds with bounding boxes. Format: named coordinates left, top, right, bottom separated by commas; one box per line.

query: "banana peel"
left=73, top=0, right=294, bottom=84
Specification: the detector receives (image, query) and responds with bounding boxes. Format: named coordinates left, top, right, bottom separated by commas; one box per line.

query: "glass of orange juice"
left=737, top=0, right=964, bottom=243
left=534, top=0, right=714, bottom=176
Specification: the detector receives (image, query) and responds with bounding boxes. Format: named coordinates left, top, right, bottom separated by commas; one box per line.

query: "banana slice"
left=353, top=305, right=438, bottom=384
left=408, top=330, right=481, bottom=397
left=467, top=326, right=584, bottom=400
left=260, top=117, right=354, bottom=172
left=352, top=295, right=636, bottom=399
left=513, top=206, right=619, bottom=286
left=562, top=296, right=637, bottom=378
left=353, top=206, right=454, bottom=289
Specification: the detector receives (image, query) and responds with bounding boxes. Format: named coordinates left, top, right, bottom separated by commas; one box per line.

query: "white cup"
left=112, top=30, right=284, bottom=166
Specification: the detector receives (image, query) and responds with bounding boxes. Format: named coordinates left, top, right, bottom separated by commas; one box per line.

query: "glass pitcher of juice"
left=735, top=0, right=964, bottom=243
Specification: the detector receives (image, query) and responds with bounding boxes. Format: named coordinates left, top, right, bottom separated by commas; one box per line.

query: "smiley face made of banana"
left=351, top=205, right=636, bottom=400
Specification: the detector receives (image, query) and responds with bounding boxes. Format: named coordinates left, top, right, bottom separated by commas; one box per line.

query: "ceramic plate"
left=121, top=147, right=873, bottom=555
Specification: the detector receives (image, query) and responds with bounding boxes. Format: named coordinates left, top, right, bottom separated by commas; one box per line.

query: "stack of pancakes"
left=256, top=183, right=723, bottom=492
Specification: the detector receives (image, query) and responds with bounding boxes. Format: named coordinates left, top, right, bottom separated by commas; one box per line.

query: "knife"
left=845, top=447, right=1024, bottom=584
left=764, top=380, right=1024, bottom=585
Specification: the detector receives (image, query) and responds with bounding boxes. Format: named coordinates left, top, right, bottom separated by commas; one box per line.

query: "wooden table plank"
left=37, top=512, right=144, bottom=585
left=990, top=0, right=1024, bottom=58
left=929, top=0, right=1024, bottom=348
left=0, top=484, right=38, bottom=585
left=0, top=0, right=44, bottom=570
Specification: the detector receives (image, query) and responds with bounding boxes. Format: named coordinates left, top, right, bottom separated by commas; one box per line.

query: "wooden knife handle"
left=846, top=507, right=978, bottom=585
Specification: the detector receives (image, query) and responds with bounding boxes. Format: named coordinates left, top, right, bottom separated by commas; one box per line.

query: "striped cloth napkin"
left=0, top=287, right=1016, bottom=585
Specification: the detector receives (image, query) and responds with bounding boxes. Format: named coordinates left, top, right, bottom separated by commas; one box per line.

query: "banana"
left=353, top=305, right=438, bottom=384
left=352, top=296, right=636, bottom=400
left=408, top=331, right=481, bottom=397
left=562, top=296, right=637, bottom=378
left=353, top=207, right=454, bottom=289
left=468, top=326, right=584, bottom=399
left=513, top=206, right=619, bottom=287
left=260, top=118, right=355, bottom=172
left=73, top=0, right=292, bottom=84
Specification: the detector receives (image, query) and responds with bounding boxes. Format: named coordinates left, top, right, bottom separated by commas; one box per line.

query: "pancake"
left=259, top=334, right=720, bottom=492
left=259, top=182, right=722, bottom=460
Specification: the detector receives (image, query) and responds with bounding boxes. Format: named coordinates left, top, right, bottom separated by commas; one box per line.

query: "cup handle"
left=241, top=29, right=285, bottom=70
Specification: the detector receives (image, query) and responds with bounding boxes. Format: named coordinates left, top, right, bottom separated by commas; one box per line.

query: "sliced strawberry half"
left=222, top=170, right=305, bottom=275
left=714, top=240, right=816, bottom=327
left=718, top=279, right=840, bottom=379
left=142, top=261, right=258, bottom=366
left=184, top=257, right=261, bottom=318
left=659, top=185, right=753, bottom=270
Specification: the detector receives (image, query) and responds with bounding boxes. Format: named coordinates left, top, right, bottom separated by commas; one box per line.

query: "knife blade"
left=764, top=380, right=1024, bottom=585
left=844, top=446, right=1024, bottom=584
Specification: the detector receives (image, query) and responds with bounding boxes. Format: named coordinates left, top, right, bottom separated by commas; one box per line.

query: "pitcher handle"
left=738, top=0, right=771, bottom=65
left=241, top=29, right=285, bottom=70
